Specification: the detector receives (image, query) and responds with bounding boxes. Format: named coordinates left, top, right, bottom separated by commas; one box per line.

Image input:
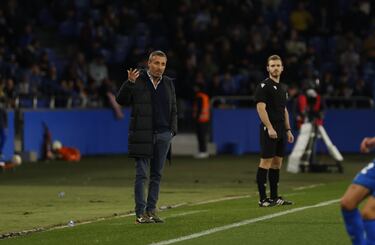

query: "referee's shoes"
left=273, top=196, right=293, bottom=206
left=258, top=197, right=293, bottom=207
left=258, top=198, right=276, bottom=207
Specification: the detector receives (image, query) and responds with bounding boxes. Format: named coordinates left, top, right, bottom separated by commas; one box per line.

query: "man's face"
left=267, top=59, right=283, bottom=78
left=148, top=55, right=167, bottom=78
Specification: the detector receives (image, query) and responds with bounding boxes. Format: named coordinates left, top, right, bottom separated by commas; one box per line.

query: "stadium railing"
left=210, top=96, right=374, bottom=109
left=14, top=95, right=103, bottom=109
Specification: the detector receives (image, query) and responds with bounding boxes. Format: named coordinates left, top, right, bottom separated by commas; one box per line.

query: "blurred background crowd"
left=0, top=0, right=374, bottom=112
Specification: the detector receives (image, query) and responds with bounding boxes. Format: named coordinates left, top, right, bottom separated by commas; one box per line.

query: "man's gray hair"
left=148, top=50, right=167, bottom=61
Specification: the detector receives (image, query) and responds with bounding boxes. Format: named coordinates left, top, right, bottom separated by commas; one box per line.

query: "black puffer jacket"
left=116, top=70, right=177, bottom=158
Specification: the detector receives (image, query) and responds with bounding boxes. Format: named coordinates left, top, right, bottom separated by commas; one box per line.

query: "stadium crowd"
left=0, top=0, right=374, bottom=110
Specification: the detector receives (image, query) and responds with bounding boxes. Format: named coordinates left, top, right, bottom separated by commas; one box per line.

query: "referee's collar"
left=268, top=77, right=280, bottom=84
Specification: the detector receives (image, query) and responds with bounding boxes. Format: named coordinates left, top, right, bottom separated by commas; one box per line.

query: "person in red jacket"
left=192, top=84, right=210, bottom=158
left=296, top=88, right=324, bottom=129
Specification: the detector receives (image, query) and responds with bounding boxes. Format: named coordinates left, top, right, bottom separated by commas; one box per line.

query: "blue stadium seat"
left=72, top=96, right=83, bottom=107
left=38, top=8, right=56, bottom=27
left=100, top=49, right=112, bottom=63
left=75, top=0, right=90, bottom=10
left=112, top=49, right=129, bottom=63
left=37, top=97, right=51, bottom=108
left=90, top=9, right=101, bottom=22
left=115, top=35, right=131, bottom=50
left=309, top=37, right=323, bottom=56
left=59, top=21, right=79, bottom=38
left=43, top=48, right=57, bottom=62
left=135, top=22, right=149, bottom=36
left=135, top=35, right=149, bottom=51
left=18, top=95, right=34, bottom=108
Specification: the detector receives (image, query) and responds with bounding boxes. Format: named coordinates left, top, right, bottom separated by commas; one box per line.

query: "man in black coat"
left=116, top=50, right=177, bottom=224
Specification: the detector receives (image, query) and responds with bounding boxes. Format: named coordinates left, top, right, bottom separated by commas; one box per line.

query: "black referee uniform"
left=254, top=78, right=288, bottom=158
left=254, top=77, right=293, bottom=206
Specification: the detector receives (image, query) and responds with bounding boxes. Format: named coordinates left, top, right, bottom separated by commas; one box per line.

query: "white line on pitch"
left=165, top=210, right=208, bottom=219
left=108, top=210, right=207, bottom=225
left=191, top=195, right=251, bottom=206
left=293, top=183, right=325, bottom=191
left=150, top=199, right=340, bottom=245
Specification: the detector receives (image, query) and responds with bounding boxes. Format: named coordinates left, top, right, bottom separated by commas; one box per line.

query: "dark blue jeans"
left=134, top=131, right=172, bottom=216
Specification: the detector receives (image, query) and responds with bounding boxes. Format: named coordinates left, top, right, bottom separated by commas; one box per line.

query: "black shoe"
left=258, top=198, right=276, bottom=207
left=135, top=214, right=155, bottom=224
left=147, top=211, right=165, bottom=223
left=273, top=196, right=293, bottom=206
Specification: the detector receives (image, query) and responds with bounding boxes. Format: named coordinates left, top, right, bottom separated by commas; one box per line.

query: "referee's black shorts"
left=259, top=123, right=286, bottom=158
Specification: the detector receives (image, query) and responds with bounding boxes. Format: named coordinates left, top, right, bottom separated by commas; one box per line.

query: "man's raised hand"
left=127, top=68, right=140, bottom=83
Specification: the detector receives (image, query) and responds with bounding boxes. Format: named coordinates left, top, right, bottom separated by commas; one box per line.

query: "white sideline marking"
left=0, top=191, right=311, bottom=239
left=160, top=203, right=188, bottom=210
left=293, top=183, right=325, bottom=191
left=52, top=203, right=190, bottom=229
left=2, top=196, right=248, bottom=238
left=170, top=203, right=188, bottom=208
left=165, top=210, right=207, bottom=219
left=108, top=210, right=207, bottom=225
left=191, top=195, right=251, bottom=205
left=150, top=199, right=340, bottom=245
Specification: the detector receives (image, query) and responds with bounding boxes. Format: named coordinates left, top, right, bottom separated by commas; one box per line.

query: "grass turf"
left=0, top=154, right=373, bottom=244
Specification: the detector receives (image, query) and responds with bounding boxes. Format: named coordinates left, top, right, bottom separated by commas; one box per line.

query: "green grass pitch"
left=0, top=154, right=373, bottom=244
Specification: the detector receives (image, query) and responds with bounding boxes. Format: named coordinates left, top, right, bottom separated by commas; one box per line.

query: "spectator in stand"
left=4, top=54, right=19, bottom=80
left=201, top=53, right=218, bottom=81
left=73, top=79, right=88, bottom=107
left=320, top=71, right=336, bottom=97
left=363, top=30, right=375, bottom=62
left=285, top=29, right=306, bottom=60
left=289, top=2, right=314, bottom=35
left=20, top=39, right=40, bottom=68
left=340, top=44, right=360, bottom=76
left=0, top=0, right=372, bottom=111
left=39, top=51, right=52, bottom=77
left=88, top=53, right=108, bottom=88
left=74, top=52, right=89, bottom=85
left=221, top=71, right=237, bottom=95
left=41, top=65, right=59, bottom=96
left=3, top=78, right=16, bottom=107
left=28, top=64, right=42, bottom=95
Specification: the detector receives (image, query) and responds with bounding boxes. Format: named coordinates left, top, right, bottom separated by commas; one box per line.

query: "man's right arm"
left=116, top=68, right=139, bottom=106
left=256, top=102, right=277, bottom=138
left=116, top=80, right=135, bottom=106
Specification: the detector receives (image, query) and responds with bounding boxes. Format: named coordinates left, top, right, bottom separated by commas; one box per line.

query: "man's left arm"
left=284, top=108, right=294, bottom=143
left=170, top=80, right=178, bottom=136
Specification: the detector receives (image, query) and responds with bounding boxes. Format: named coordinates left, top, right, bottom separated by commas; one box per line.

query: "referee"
left=254, top=55, right=294, bottom=207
